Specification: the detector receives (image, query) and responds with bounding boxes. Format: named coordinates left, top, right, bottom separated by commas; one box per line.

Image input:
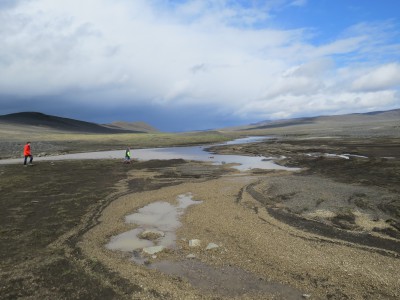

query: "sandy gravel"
left=80, top=168, right=400, bottom=299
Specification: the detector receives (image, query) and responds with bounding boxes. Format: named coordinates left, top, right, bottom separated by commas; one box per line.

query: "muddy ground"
left=1, top=137, right=400, bottom=299
left=208, top=137, right=400, bottom=234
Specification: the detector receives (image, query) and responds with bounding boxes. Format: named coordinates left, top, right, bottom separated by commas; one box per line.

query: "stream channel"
left=107, top=192, right=304, bottom=298
left=104, top=136, right=303, bottom=298
left=0, top=136, right=299, bottom=172
left=2, top=136, right=304, bottom=297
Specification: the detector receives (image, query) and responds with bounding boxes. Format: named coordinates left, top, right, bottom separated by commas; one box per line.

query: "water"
left=306, top=153, right=368, bottom=160
left=221, top=136, right=268, bottom=145
left=150, top=260, right=304, bottom=299
left=0, top=136, right=299, bottom=171
left=107, top=191, right=304, bottom=298
left=106, top=193, right=201, bottom=260
left=132, top=144, right=295, bottom=171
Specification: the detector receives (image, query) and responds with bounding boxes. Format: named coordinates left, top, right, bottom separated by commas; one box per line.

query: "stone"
left=186, top=254, right=196, bottom=259
left=189, top=239, right=201, bottom=247
left=206, top=243, right=219, bottom=250
left=139, top=230, right=165, bottom=240
left=142, top=246, right=165, bottom=255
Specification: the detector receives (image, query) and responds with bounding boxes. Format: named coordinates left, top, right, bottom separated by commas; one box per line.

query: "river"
left=0, top=136, right=299, bottom=171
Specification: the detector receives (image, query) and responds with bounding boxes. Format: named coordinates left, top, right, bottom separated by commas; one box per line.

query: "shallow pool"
left=0, top=136, right=299, bottom=171
left=106, top=193, right=201, bottom=263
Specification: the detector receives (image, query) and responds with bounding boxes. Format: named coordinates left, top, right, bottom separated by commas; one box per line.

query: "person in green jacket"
left=124, top=147, right=131, bottom=164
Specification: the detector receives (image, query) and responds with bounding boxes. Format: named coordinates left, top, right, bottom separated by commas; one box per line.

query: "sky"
left=0, top=0, right=399, bottom=131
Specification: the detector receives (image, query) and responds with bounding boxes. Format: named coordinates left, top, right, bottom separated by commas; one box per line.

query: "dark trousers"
left=24, top=155, right=33, bottom=165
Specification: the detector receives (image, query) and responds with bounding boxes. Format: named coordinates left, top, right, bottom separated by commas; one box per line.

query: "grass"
left=0, top=160, right=136, bottom=299
left=0, top=130, right=242, bottom=159
left=3, top=127, right=234, bottom=144
left=0, top=156, right=226, bottom=299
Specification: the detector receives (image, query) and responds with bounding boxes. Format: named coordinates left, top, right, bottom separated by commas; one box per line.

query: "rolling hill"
left=103, top=121, right=159, bottom=133
left=218, top=108, right=400, bottom=139
left=229, top=109, right=400, bottom=131
left=0, top=112, right=158, bottom=134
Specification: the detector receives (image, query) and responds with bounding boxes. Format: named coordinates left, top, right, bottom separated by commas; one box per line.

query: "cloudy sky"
left=1, top=0, right=399, bottom=131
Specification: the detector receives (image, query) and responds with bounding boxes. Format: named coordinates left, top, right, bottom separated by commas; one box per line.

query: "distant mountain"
left=239, top=108, right=400, bottom=131
left=103, top=121, right=159, bottom=133
left=0, top=112, right=149, bottom=134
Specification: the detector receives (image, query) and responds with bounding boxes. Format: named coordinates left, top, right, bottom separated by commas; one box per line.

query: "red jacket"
left=24, top=144, right=31, bottom=156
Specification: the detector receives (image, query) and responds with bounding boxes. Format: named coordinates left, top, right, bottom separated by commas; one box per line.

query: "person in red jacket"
left=23, top=141, right=33, bottom=166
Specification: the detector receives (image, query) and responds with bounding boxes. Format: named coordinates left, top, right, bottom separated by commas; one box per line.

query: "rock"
left=189, top=239, right=201, bottom=247
left=302, top=294, right=311, bottom=298
left=143, top=260, right=151, bottom=266
left=206, top=243, right=219, bottom=250
left=139, top=230, right=165, bottom=240
left=142, top=246, right=165, bottom=255
left=186, top=254, right=196, bottom=259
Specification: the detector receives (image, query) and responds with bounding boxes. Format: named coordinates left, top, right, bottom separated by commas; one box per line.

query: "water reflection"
left=131, top=136, right=296, bottom=171
left=150, top=259, right=304, bottom=299
left=0, top=136, right=299, bottom=171
left=106, top=193, right=201, bottom=261
left=107, top=191, right=304, bottom=298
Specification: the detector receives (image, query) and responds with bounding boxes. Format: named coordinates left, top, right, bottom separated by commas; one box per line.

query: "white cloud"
left=0, top=0, right=399, bottom=126
left=351, top=63, right=400, bottom=92
left=0, top=0, right=298, bottom=101
left=173, top=0, right=272, bottom=27
left=290, top=0, right=308, bottom=7
left=235, top=90, right=398, bottom=120
left=312, top=36, right=368, bottom=57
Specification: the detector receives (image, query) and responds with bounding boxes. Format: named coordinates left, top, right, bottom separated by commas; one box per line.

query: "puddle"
left=222, top=136, right=268, bottom=145
left=0, top=136, right=299, bottom=171
left=106, top=193, right=201, bottom=262
left=107, top=192, right=304, bottom=298
left=149, top=259, right=304, bottom=299
left=306, top=153, right=368, bottom=160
